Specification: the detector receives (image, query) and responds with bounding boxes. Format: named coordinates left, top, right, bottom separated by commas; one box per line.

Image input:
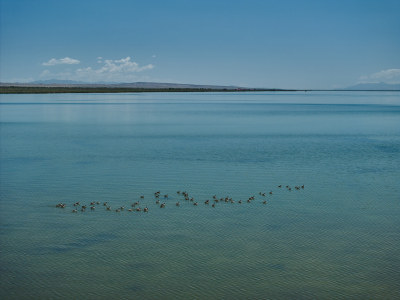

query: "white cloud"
left=42, top=57, right=80, bottom=66
left=359, top=68, right=400, bottom=84
left=100, top=57, right=154, bottom=73
left=75, top=57, right=154, bottom=81
left=40, top=69, right=51, bottom=77
left=40, top=56, right=154, bottom=82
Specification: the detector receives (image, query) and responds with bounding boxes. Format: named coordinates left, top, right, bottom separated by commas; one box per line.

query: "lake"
left=1, top=91, right=399, bottom=299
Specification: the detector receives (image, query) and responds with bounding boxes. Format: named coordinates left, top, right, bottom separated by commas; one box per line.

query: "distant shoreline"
left=1, top=86, right=399, bottom=94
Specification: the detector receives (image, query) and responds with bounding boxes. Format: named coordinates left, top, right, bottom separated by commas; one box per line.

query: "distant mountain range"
left=0, top=80, right=241, bottom=90
left=1, top=80, right=399, bottom=91
left=343, top=82, right=400, bottom=91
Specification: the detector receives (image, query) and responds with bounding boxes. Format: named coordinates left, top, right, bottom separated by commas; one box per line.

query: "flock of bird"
left=55, top=184, right=305, bottom=213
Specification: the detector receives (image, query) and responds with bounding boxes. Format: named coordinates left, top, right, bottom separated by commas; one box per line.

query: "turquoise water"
left=1, top=92, right=399, bottom=299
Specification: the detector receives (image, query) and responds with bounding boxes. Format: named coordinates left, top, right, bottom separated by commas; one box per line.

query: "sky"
left=1, top=0, right=399, bottom=89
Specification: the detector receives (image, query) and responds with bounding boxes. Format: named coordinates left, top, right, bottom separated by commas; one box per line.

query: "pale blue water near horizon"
left=1, top=91, right=399, bottom=299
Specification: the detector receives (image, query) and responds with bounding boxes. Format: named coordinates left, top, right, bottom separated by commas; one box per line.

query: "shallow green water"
left=1, top=92, right=399, bottom=299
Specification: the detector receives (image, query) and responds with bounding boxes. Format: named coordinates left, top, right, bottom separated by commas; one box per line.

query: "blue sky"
left=1, top=0, right=399, bottom=88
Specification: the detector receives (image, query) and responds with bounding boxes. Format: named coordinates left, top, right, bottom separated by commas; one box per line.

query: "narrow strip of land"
left=0, top=86, right=306, bottom=94
left=1, top=86, right=399, bottom=94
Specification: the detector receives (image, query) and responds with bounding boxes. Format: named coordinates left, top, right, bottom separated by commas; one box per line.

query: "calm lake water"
left=1, top=92, right=399, bottom=299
